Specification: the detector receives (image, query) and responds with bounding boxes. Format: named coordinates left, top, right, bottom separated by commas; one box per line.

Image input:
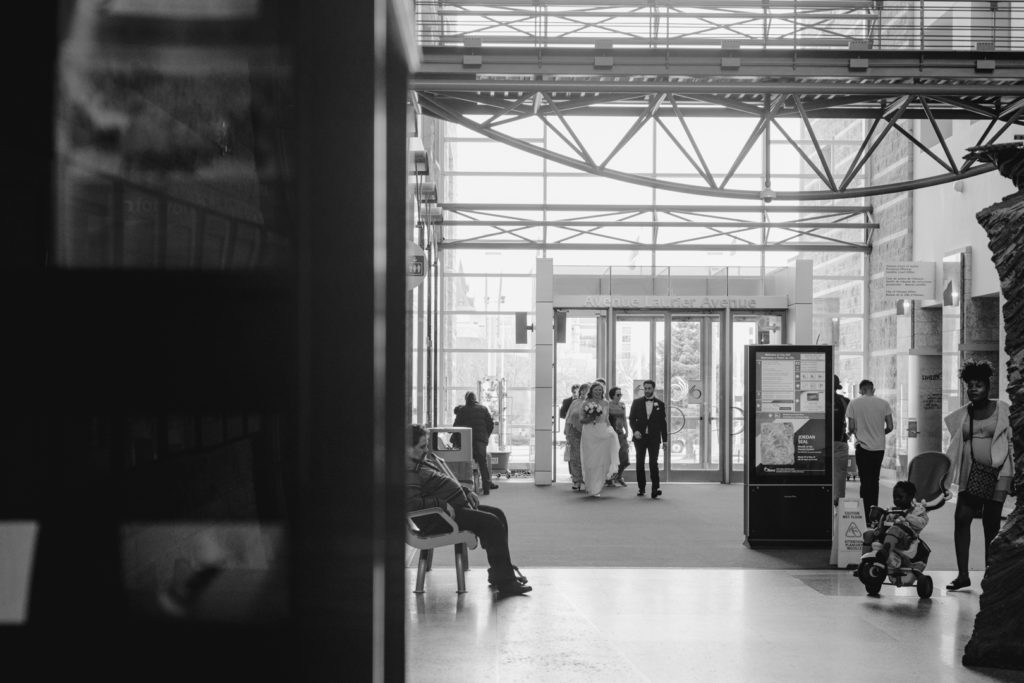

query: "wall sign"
left=883, top=261, right=935, bottom=299
left=554, top=294, right=789, bottom=309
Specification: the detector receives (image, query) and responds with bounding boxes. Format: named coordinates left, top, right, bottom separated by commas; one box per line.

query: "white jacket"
left=943, top=400, right=1014, bottom=491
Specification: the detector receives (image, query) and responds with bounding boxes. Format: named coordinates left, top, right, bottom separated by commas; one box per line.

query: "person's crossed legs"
left=452, top=504, right=530, bottom=594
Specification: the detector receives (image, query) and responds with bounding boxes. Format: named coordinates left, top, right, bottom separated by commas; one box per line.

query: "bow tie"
left=646, top=398, right=655, bottom=402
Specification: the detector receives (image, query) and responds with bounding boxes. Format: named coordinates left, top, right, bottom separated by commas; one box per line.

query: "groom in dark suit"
left=628, top=379, right=669, bottom=499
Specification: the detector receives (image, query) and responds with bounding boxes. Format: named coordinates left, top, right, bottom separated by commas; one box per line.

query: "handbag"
left=964, top=405, right=999, bottom=501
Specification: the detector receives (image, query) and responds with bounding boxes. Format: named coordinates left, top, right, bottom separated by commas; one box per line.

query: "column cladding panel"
left=534, top=258, right=554, bottom=485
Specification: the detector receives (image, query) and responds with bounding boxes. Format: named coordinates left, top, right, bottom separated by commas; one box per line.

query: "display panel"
left=746, top=345, right=832, bottom=485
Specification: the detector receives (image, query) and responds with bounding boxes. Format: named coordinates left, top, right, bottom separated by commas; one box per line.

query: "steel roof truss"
left=918, top=98, right=958, bottom=173
left=976, top=99, right=1024, bottom=154
left=601, top=93, right=665, bottom=168
left=840, top=108, right=898, bottom=192
left=539, top=93, right=596, bottom=166
left=791, top=96, right=838, bottom=191
left=769, top=113, right=836, bottom=192
left=888, top=119, right=955, bottom=175
left=657, top=109, right=717, bottom=188
left=721, top=94, right=784, bottom=189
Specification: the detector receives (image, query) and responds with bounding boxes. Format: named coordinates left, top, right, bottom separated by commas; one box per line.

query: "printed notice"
left=884, top=262, right=934, bottom=299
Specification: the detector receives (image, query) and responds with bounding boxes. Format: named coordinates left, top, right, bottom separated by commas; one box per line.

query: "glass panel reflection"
left=55, top=1, right=293, bottom=270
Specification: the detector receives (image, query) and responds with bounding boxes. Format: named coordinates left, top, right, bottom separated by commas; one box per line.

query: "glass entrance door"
left=554, top=309, right=785, bottom=483
left=613, top=313, right=720, bottom=482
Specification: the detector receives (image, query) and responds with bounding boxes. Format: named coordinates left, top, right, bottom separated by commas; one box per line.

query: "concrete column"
left=534, top=258, right=554, bottom=485
left=788, top=259, right=813, bottom=344
left=906, top=351, right=943, bottom=461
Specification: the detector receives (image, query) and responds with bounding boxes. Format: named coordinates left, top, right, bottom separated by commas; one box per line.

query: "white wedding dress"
left=580, top=399, right=619, bottom=496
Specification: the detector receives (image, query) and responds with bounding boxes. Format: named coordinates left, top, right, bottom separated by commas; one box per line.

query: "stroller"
left=857, top=451, right=950, bottom=599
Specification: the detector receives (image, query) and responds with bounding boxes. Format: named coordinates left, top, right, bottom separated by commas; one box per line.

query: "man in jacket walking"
left=628, top=379, right=669, bottom=499
left=454, top=391, right=498, bottom=494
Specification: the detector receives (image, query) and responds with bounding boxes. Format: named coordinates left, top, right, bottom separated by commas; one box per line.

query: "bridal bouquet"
left=580, top=401, right=603, bottom=424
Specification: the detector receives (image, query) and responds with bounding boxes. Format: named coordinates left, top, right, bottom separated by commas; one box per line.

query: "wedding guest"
left=559, top=384, right=580, bottom=420
left=564, top=382, right=590, bottom=491
left=607, top=386, right=629, bottom=487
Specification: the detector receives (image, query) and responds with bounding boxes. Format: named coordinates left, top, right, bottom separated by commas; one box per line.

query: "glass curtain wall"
left=428, top=116, right=869, bottom=473
left=439, top=253, right=537, bottom=471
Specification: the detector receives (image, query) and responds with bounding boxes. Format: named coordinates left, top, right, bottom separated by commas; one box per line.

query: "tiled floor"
left=406, top=566, right=1024, bottom=682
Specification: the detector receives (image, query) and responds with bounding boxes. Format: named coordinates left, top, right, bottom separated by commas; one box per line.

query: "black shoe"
left=637, top=490, right=645, bottom=496
left=495, top=582, right=533, bottom=596
left=489, top=483, right=499, bottom=490
left=481, top=488, right=490, bottom=495
left=651, top=489, right=662, bottom=499
left=489, top=566, right=528, bottom=588
left=946, top=576, right=971, bottom=591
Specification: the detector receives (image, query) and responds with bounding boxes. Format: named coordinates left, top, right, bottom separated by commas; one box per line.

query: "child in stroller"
left=858, top=480, right=934, bottom=598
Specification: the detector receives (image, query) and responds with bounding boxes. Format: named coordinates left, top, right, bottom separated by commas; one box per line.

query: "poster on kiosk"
left=744, top=345, right=833, bottom=545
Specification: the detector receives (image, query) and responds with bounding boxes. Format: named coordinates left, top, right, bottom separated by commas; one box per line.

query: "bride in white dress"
left=579, top=382, right=620, bottom=497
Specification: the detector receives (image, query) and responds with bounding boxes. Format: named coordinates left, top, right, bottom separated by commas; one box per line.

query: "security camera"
left=760, top=187, right=777, bottom=203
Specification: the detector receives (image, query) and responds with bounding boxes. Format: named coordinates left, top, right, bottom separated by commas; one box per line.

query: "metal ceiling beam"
left=415, top=46, right=1024, bottom=79
left=414, top=77, right=1024, bottom=98
left=442, top=221, right=877, bottom=228
left=439, top=203, right=873, bottom=212
left=437, top=241, right=870, bottom=253
left=435, top=202, right=876, bottom=252
left=418, top=88, right=1002, bottom=201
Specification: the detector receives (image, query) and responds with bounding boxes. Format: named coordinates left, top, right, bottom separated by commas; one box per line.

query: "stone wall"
left=868, top=133, right=913, bottom=467
left=961, top=188, right=1024, bottom=670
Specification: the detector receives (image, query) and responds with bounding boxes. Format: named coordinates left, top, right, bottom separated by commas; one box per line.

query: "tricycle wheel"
left=858, top=557, right=885, bottom=596
left=917, top=575, right=933, bottom=599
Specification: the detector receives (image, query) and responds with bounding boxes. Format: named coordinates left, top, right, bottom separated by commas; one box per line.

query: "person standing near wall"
left=846, top=379, right=893, bottom=511
left=942, top=359, right=1015, bottom=592
left=454, top=391, right=497, bottom=495
left=832, top=375, right=851, bottom=506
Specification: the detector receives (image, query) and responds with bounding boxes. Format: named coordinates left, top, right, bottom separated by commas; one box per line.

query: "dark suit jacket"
left=628, top=396, right=668, bottom=443
left=558, top=396, right=574, bottom=419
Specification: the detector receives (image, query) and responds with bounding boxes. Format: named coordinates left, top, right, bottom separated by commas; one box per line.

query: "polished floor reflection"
left=407, top=566, right=1024, bottom=682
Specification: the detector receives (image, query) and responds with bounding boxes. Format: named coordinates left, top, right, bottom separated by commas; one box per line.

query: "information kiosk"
left=744, top=345, right=833, bottom=546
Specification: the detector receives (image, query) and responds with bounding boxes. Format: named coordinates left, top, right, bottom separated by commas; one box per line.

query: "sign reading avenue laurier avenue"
left=554, top=294, right=790, bottom=309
